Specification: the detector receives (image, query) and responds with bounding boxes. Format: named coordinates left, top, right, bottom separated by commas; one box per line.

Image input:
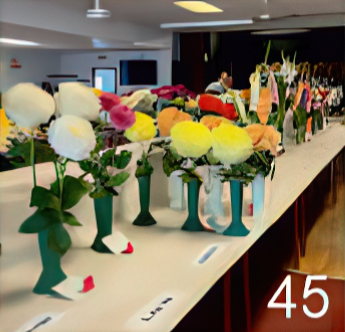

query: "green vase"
left=181, top=178, right=205, bottom=232
left=33, top=229, right=67, bottom=295
left=91, top=195, right=113, bottom=253
left=133, top=175, right=157, bottom=226
left=223, top=180, right=250, bottom=236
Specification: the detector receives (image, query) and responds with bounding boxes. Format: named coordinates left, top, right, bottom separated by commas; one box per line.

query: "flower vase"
left=181, top=178, right=205, bottom=232
left=296, top=126, right=306, bottom=144
left=252, top=173, right=265, bottom=219
left=33, top=229, right=67, bottom=295
left=223, top=180, right=250, bottom=236
left=91, top=195, right=113, bottom=253
left=133, top=175, right=157, bottom=226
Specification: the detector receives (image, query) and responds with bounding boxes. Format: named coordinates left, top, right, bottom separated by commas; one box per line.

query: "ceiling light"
left=87, top=0, right=111, bottom=18
left=174, top=1, right=223, bottom=13
left=251, top=29, right=311, bottom=35
left=259, top=14, right=270, bottom=19
left=0, top=38, right=39, bottom=46
left=160, top=19, right=253, bottom=29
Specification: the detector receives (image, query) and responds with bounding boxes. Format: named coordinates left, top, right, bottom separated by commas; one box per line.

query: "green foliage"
left=220, top=151, right=275, bottom=185
left=6, top=138, right=57, bottom=168
left=135, top=151, right=154, bottom=178
left=19, top=173, right=90, bottom=254
left=79, top=142, right=132, bottom=198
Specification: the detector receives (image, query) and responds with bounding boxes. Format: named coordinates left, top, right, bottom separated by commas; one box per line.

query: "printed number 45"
left=267, top=275, right=329, bottom=319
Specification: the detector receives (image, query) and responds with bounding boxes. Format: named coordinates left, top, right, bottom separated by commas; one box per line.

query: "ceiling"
left=0, top=0, right=344, bottom=50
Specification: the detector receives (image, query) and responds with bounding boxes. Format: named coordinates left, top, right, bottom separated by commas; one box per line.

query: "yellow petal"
left=212, top=124, right=253, bottom=165
left=124, top=112, right=156, bottom=142
left=170, top=121, right=213, bottom=158
left=91, top=87, right=103, bottom=97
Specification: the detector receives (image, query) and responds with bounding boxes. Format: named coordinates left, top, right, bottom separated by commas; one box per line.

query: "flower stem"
left=30, top=137, right=37, bottom=187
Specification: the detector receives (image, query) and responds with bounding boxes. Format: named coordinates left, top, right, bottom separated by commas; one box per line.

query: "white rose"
left=58, top=82, right=101, bottom=121
left=2, top=83, right=55, bottom=129
left=48, top=115, right=96, bottom=161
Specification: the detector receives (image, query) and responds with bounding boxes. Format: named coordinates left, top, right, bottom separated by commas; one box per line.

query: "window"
left=92, top=68, right=117, bottom=93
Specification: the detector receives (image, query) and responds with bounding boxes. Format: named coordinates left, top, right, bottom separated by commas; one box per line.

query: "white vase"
left=168, top=170, right=186, bottom=211
left=252, top=173, right=265, bottom=219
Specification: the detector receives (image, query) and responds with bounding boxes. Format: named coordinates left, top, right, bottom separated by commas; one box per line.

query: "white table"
left=1, top=123, right=344, bottom=332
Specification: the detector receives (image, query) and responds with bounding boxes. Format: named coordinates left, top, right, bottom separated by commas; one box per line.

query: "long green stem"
left=30, top=137, right=37, bottom=187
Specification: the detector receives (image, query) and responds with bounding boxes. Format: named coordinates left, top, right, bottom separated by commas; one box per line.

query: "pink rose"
left=109, top=104, right=136, bottom=130
left=100, top=92, right=121, bottom=111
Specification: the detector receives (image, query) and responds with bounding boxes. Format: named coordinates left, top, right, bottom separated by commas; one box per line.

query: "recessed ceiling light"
left=174, top=1, right=223, bottom=13
left=0, top=38, right=39, bottom=46
left=251, top=29, right=311, bottom=35
left=259, top=14, right=270, bottom=19
left=161, top=19, right=253, bottom=29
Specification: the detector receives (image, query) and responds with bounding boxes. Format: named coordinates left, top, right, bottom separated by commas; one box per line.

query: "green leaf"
left=30, top=186, right=61, bottom=210
left=105, top=171, right=130, bottom=187
left=135, top=151, right=154, bottom=178
left=114, top=150, right=132, bottom=169
left=206, top=150, right=220, bottom=165
left=61, top=175, right=91, bottom=210
left=79, top=159, right=94, bottom=173
left=47, top=223, right=72, bottom=256
left=90, top=188, right=110, bottom=199
left=180, top=173, right=192, bottom=183
left=163, top=150, right=181, bottom=177
left=62, top=211, right=82, bottom=226
left=50, top=180, right=60, bottom=197
left=19, top=209, right=60, bottom=233
left=7, top=140, right=57, bottom=168
left=100, top=149, right=116, bottom=167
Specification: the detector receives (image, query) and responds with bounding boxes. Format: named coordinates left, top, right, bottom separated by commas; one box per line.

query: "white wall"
left=0, top=48, right=61, bottom=93
left=60, top=49, right=172, bottom=95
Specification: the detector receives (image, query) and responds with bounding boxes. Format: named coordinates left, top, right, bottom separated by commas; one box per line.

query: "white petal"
left=2, top=83, right=55, bottom=128
left=58, top=82, right=101, bottom=121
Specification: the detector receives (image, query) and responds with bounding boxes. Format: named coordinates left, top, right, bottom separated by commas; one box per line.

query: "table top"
left=1, top=122, right=344, bottom=332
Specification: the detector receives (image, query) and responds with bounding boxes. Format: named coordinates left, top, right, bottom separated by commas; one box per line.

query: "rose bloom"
left=2, top=83, right=55, bottom=129
left=124, top=112, right=157, bottom=142
left=48, top=115, right=96, bottom=161
left=170, top=121, right=213, bottom=158
left=100, top=92, right=121, bottom=112
left=212, top=124, right=253, bottom=165
left=109, top=104, right=136, bottom=130
left=57, top=82, right=101, bottom=121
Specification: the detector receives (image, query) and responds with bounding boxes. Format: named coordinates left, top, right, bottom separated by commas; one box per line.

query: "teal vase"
left=33, top=229, right=67, bottom=295
left=181, top=178, right=205, bottom=232
left=223, top=180, right=250, bottom=236
left=91, top=195, right=113, bottom=253
left=133, top=175, right=157, bottom=226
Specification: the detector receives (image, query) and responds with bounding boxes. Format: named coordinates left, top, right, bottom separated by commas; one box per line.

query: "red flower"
left=100, top=92, right=121, bottom=111
left=109, top=104, right=136, bottom=130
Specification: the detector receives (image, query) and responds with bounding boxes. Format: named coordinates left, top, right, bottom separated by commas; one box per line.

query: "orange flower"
left=245, top=124, right=281, bottom=156
left=158, top=107, right=192, bottom=137
left=257, top=88, right=272, bottom=125
left=239, top=89, right=251, bottom=101
left=200, top=115, right=232, bottom=131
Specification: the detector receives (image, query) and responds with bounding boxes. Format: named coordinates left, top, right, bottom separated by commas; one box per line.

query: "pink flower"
left=100, top=92, right=121, bottom=111
left=109, top=104, right=136, bottom=130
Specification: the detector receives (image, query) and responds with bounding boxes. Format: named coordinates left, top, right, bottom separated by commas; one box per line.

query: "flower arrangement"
left=2, top=83, right=97, bottom=295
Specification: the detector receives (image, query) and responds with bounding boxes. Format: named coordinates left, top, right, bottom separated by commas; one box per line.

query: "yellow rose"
left=212, top=124, right=253, bottom=165
left=170, top=121, right=213, bottom=158
left=124, top=112, right=156, bottom=142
